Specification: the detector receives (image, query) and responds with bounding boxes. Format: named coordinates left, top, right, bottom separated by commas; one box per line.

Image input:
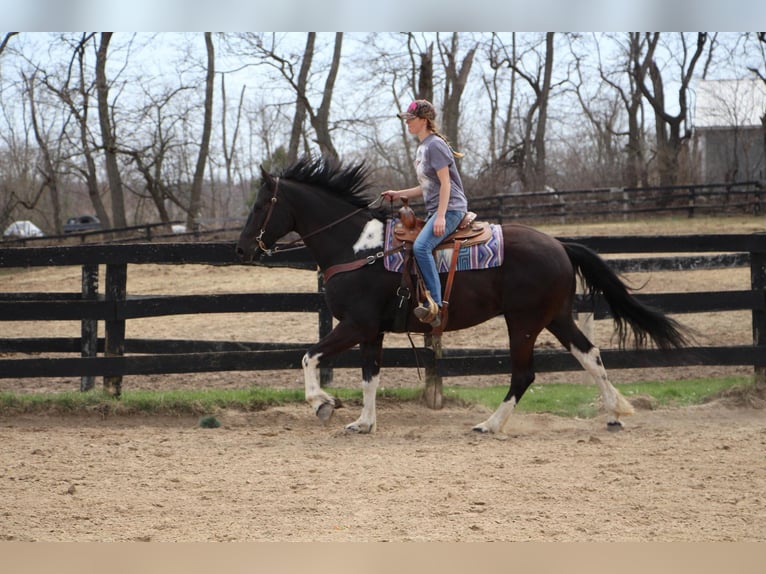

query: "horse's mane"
left=276, top=156, right=377, bottom=211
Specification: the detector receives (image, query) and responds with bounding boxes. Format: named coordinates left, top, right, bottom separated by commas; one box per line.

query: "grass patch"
left=0, top=376, right=754, bottom=418
left=445, top=376, right=753, bottom=418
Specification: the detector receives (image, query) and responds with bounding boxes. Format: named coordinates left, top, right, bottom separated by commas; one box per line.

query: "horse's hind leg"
left=473, top=317, right=538, bottom=434
left=344, top=332, right=384, bottom=434
left=547, top=316, right=634, bottom=430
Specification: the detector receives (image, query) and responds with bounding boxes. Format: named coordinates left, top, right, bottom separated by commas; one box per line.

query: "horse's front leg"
left=344, top=333, right=384, bottom=434
left=302, top=320, right=370, bottom=425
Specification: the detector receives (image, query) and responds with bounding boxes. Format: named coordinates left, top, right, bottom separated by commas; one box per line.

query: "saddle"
left=392, top=199, right=491, bottom=248
left=392, top=199, right=492, bottom=334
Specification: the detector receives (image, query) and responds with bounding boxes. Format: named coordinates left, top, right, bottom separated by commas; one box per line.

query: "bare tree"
left=632, top=32, right=713, bottom=187
left=236, top=32, right=344, bottom=161
left=187, top=32, right=214, bottom=231
left=287, top=33, right=314, bottom=162
left=311, top=32, right=343, bottom=158
left=23, top=71, right=64, bottom=233
left=484, top=32, right=518, bottom=167
left=566, top=40, right=624, bottom=187
left=590, top=33, right=651, bottom=188
left=500, top=32, right=559, bottom=190
left=95, top=32, right=127, bottom=228
left=746, top=32, right=766, bottom=170
left=0, top=32, right=18, bottom=56
left=220, top=73, right=246, bottom=208
left=35, top=33, right=111, bottom=227
left=437, top=33, right=477, bottom=158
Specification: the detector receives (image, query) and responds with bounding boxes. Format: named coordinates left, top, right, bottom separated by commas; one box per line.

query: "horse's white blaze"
left=346, top=374, right=379, bottom=433
left=570, top=346, right=634, bottom=419
left=474, top=396, right=517, bottom=433
left=302, top=352, right=333, bottom=411
left=352, top=219, right=384, bottom=253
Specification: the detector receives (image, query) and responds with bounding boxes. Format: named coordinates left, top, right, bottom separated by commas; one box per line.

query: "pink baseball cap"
left=398, top=99, right=436, bottom=120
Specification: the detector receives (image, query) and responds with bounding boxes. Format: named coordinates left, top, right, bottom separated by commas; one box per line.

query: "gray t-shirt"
left=415, top=134, right=468, bottom=215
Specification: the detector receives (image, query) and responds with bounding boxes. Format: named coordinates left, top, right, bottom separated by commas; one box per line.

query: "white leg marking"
left=352, top=219, right=384, bottom=253
left=302, top=352, right=335, bottom=415
left=473, top=397, right=517, bottom=434
left=345, top=374, right=379, bottom=433
left=570, top=346, right=634, bottom=421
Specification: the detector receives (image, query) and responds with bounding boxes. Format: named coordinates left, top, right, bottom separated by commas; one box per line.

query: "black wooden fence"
left=1, top=234, right=765, bottom=395
left=469, top=181, right=764, bottom=224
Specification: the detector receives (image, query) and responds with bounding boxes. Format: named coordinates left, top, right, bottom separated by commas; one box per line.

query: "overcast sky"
left=4, top=0, right=765, bottom=32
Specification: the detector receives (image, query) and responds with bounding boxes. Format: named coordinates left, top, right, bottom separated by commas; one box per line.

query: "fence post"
left=423, top=334, right=443, bottom=409
left=80, top=264, right=99, bottom=392
left=687, top=186, right=696, bottom=218
left=621, top=188, right=629, bottom=221
left=317, top=274, right=333, bottom=387
left=104, top=263, right=127, bottom=397
left=750, top=251, right=766, bottom=388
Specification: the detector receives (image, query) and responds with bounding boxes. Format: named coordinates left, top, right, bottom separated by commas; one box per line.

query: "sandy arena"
left=1, top=218, right=765, bottom=541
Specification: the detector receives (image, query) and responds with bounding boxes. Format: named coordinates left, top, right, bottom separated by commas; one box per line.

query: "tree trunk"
left=187, top=32, right=215, bottom=231
left=74, top=36, right=111, bottom=227
left=96, top=32, right=127, bottom=229
left=221, top=75, right=246, bottom=199
left=635, top=33, right=708, bottom=187
left=311, top=32, right=342, bottom=159
left=532, top=32, right=555, bottom=189
left=25, top=73, right=63, bottom=234
left=288, top=32, right=314, bottom=163
left=440, top=33, right=476, bottom=159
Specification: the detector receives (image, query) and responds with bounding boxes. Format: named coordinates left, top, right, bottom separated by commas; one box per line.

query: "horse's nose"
left=235, top=245, right=250, bottom=262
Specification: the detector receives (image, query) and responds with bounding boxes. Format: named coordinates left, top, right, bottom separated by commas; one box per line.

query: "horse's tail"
left=562, top=242, right=689, bottom=350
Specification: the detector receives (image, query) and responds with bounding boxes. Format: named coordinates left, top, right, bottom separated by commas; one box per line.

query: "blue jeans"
left=413, top=210, right=465, bottom=307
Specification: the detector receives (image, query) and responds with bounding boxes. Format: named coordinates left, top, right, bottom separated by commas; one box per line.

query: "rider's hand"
left=433, top=214, right=446, bottom=236
left=381, top=190, right=399, bottom=202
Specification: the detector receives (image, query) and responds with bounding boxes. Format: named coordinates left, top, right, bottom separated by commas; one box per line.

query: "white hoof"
left=472, top=422, right=493, bottom=434
left=345, top=420, right=376, bottom=434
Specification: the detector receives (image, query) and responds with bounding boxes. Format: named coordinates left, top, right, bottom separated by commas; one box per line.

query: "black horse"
left=237, top=157, right=688, bottom=434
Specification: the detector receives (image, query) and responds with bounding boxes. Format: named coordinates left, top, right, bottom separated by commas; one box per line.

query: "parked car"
left=63, top=215, right=102, bottom=233
left=3, top=220, right=44, bottom=238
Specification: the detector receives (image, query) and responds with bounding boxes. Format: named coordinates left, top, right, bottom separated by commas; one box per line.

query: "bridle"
left=254, top=177, right=282, bottom=254
left=253, top=176, right=385, bottom=256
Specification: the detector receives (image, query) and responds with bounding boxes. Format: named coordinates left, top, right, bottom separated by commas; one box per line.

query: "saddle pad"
left=384, top=219, right=504, bottom=274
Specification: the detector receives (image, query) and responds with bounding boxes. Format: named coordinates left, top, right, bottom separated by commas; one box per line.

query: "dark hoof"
left=316, top=401, right=335, bottom=425
left=606, top=420, right=624, bottom=432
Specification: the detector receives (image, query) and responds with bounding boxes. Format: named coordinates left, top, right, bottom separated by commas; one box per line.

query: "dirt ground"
left=1, top=400, right=765, bottom=542
left=1, top=218, right=765, bottom=541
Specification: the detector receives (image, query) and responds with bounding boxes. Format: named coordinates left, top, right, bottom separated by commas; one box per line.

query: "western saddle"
left=393, top=199, right=490, bottom=332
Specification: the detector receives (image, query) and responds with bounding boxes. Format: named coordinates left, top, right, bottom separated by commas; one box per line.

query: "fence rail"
left=1, top=233, right=765, bottom=395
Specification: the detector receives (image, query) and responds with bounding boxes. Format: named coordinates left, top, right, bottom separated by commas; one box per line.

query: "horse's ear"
left=260, top=165, right=275, bottom=189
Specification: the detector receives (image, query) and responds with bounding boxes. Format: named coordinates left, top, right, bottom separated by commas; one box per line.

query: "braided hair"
left=425, top=119, right=465, bottom=159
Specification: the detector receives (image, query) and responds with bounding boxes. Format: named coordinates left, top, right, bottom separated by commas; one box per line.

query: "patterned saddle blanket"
left=383, top=218, right=504, bottom=274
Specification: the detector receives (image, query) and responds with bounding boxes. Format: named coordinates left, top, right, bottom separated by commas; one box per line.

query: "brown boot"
left=413, top=291, right=441, bottom=327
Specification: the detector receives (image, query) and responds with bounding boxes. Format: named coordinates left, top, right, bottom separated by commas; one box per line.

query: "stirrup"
left=413, top=291, right=441, bottom=327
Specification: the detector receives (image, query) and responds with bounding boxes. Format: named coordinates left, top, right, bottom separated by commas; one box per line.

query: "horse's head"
left=236, top=167, right=295, bottom=262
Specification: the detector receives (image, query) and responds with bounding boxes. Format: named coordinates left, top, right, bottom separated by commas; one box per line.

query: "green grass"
left=0, top=385, right=423, bottom=417
left=447, top=376, right=754, bottom=417
left=0, top=376, right=755, bottom=418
